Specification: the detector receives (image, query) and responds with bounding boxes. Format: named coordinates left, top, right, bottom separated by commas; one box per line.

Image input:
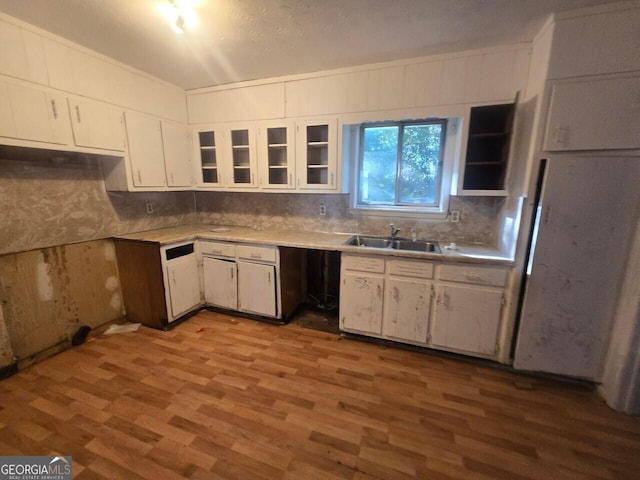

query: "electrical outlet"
left=319, top=204, right=326, bottom=216
left=450, top=210, right=460, bottom=223
left=145, top=203, right=153, bottom=214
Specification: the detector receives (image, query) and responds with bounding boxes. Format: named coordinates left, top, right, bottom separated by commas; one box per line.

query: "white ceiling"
left=0, top=0, right=622, bottom=91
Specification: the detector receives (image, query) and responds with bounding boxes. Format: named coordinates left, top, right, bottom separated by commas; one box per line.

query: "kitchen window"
left=350, top=118, right=453, bottom=218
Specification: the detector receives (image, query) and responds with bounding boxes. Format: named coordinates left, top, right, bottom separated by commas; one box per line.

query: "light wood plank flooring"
left=1, top=310, right=639, bottom=479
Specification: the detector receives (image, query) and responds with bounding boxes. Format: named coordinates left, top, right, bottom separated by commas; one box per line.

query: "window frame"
left=349, top=117, right=457, bottom=219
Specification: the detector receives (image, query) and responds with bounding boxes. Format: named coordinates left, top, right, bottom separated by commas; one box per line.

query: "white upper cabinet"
left=257, top=120, right=295, bottom=189
left=124, top=111, right=167, bottom=188
left=0, top=79, right=72, bottom=145
left=161, top=121, right=193, bottom=188
left=193, top=127, right=224, bottom=188
left=192, top=124, right=259, bottom=190
left=68, top=97, right=125, bottom=151
left=0, top=21, right=29, bottom=80
left=543, top=75, right=640, bottom=152
left=223, top=124, right=258, bottom=189
left=295, top=118, right=338, bottom=191
left=0, top=82, right=15, bottom=137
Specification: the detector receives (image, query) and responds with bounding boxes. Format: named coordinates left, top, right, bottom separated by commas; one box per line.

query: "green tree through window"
left=358, top=120, right=446, bottom=208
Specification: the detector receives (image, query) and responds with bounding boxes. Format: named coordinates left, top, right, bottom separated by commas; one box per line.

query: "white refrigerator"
left=513, top=155, right=640, bottom=380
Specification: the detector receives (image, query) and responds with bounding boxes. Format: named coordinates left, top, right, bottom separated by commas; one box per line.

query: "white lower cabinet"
left=165, top=254, right=201, bottom=321
left=431, top=263, right=507, bottom=356
left=383, top=277, right=432, bottom=344
left=340, top=253, right=509, bottom=360
left=431, top=285, right=503, bottom=355
left=340, top=255, right=385, bottom=335
left=340, top=272, right=384, bottom=335
left=161, top=241, right=201, bottom=323
left=200, top=241, right=305, bottom=321
left=202, top=256, right=237, bottom=310
left=238, top=261, right=277, bottom=317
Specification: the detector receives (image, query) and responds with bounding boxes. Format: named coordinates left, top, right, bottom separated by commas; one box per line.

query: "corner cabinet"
left=295, top=118, right=338, bottom=191
left=123, top=111, right=167, bottom=188
left=105, top=112, right=192, bottom=191
left=456, top=94, right=518, bottom=195
left=68, top=97, right=126, bottom=152
left=114, top=239, right=201, bottom=330
left=340, top=253, right=511, bottom=361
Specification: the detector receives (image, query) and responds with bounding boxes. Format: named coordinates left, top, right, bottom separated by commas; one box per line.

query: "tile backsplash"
left=0, top=147, right=511, bottom=255
left=0, top=151, right=195, bottom=255
left=196, top=191, right=504, bottom=246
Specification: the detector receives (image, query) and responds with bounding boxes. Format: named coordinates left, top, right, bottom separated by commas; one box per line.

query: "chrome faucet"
left=389, top=223, right=401, bottom=238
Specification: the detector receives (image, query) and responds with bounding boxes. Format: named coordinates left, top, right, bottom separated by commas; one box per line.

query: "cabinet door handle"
left=137, top=171, right=142, bottom=183
left=330, top=173, right=334, bottom=187
left=170, top=173, right=175, bottom=184
left=289, top=173, right=292, bottom=186
left=75, top=105, right=81, bottom=123
left=50, top=100, right=57, bottom=119
left=267, top=271, right=271, bottom=283
left=230, top=266, right=234, bottom=280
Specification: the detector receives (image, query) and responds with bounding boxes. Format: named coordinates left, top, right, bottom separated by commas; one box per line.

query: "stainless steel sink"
left=345, top=236, right=441, bottom=253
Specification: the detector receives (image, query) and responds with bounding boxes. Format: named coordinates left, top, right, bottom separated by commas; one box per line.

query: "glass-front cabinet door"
left=225, top=125, right=258, bottom=188
left=295, top=118, right=337, bottom=191
left=194, top=128, right=224, bottom=188
left=257, top=120, right=295, bottom=189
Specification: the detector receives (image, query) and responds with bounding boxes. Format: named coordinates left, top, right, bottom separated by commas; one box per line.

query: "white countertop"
left=115, top=225, right=514, bottom=265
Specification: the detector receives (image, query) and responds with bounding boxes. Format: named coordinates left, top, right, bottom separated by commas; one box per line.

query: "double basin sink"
left=345, top=235, right=441, bottom=253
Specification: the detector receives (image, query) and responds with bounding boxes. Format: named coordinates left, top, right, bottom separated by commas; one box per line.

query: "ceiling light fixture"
left=158, top=0, right=198, bottom=34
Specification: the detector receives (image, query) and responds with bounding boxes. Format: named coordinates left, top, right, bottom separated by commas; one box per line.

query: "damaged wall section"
left=0, top=239, right=124, bottom=360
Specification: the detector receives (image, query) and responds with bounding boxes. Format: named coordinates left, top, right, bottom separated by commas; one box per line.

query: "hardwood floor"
left=1, top=310, right=639, bottom=479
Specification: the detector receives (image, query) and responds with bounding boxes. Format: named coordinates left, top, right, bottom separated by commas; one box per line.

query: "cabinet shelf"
left=462, top=93, right=518, bottom=192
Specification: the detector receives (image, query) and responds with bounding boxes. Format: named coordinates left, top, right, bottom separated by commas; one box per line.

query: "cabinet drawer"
left=342, top=255, right=385, bottom=274
left=236, top=244, right=277, bottom=263
left=439, top=264, right=507, bottom=287
left=387, top=259, right=434, bottom=279
left=200, top=241, right=236, bottom=258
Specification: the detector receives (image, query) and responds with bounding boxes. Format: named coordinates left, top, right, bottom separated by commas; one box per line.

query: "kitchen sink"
left=345, top=236, right=441, bottom=253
